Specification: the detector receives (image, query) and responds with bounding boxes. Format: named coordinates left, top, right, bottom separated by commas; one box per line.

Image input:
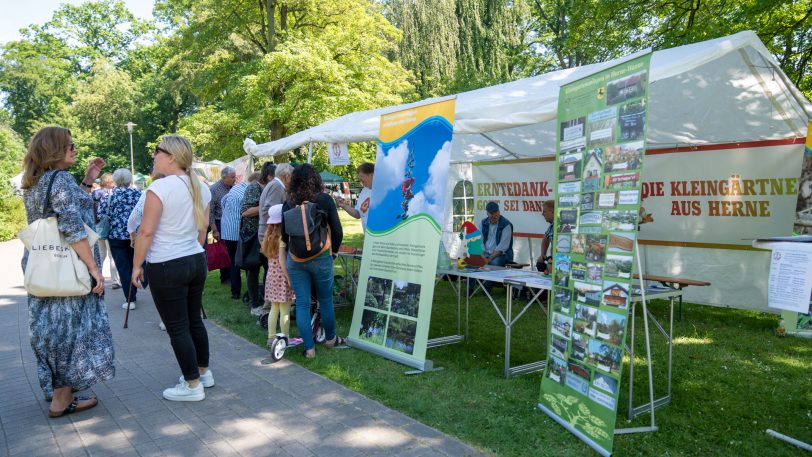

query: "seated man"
left=481, top=201, right=514, bottom=266
left=536, top=200, right=555, bottom=274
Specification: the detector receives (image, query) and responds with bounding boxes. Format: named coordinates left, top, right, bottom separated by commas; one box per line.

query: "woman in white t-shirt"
left=336, top=162, right=373, bottom=232
left=131, top=135, right=213, bottom=402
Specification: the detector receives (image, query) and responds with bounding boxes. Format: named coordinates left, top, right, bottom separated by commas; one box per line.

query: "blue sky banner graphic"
left=347, top=99, right=456, bottom=370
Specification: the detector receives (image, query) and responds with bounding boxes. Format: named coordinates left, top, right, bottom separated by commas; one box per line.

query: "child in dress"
left=261, top=204, right=295, bottom=346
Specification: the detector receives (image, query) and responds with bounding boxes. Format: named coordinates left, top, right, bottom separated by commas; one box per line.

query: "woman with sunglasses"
left=20, top=126, right=114, bottom=417
left=131, top=136, right=213, bottom=401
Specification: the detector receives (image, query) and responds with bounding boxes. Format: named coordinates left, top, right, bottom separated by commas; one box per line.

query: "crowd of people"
left=20, top=123, right=375, bottom=413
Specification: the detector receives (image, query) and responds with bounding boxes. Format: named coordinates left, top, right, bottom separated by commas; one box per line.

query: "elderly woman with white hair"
left=99, top=168, right=143, bottom=309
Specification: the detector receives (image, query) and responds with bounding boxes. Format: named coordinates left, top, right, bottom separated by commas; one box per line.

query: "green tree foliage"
left=69, top=61, right=144, bottom=176
left=48, top=0, right=151, bottom=69
left=389, top=0, right=812, bottom=100
left=385, top=0, right=529, bottom=97
left=0, top=26, right=76, bottom=137
left=2, top=0, right=811, bottom=179
left=638, top=0, right=812, bottom=98
left=160, top=0, right=415, bottom=159
left=0, top=119, right=27, bottom=241
left=523, top=0, right=646, bottom=73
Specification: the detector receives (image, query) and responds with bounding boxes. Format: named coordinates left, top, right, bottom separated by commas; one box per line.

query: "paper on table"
left=767, top=243, right=812, bottom=313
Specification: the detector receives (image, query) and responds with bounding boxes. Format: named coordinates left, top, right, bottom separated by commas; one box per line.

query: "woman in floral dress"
left=21, top=126, right=115, bottom=417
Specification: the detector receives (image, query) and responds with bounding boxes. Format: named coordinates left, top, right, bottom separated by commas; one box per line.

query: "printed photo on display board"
left=539, top=53, right=651, bottom=456
left=364, top=276, right=393, bottom=311
left=358, top=309, right=388, bottom=346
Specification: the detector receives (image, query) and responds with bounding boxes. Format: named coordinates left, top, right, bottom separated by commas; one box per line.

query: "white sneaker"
left=121, top=302, right=136, bottom=310
left=158, top=321, right=166, bottom=331
left=179, top=370, right=214, bottom=388
left=162, top=381, right=205, bottom=402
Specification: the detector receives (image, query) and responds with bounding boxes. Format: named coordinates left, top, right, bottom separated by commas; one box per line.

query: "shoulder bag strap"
left=301, top=202, right=311, bottom=251
left=41, top=170, right=63, bottom=215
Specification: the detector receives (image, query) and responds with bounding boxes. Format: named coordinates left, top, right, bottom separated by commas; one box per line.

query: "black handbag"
left=235, top=232, right=261, bottom=269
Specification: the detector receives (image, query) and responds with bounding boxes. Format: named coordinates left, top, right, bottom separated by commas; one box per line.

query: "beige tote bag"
left=18, top=171, right=99, bottom=297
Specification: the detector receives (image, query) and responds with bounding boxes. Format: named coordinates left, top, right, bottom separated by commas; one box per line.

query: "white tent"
left=250, top=31, right=810, bottom=161
left=250, top=31, right=811, bottom=311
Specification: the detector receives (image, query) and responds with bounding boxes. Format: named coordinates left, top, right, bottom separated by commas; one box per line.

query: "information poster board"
left=347, top=99, right=456, bottom=370
left=538, top=53, right=651, bottom=456
left=327, top=142, right=350, bottom=166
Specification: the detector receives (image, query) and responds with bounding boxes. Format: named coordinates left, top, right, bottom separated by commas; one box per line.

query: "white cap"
left=268, top=204, right=283, bottom=224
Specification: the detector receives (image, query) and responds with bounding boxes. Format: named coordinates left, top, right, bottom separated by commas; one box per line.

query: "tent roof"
left=250, top=31, right=811, bottom=163
left=319, top=170, right=345, bottom=183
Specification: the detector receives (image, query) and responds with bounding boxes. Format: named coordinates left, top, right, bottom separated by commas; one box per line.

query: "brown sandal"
left=49, top=396, right=98, bottom=418
left=324, top=336, right=346, bottom=348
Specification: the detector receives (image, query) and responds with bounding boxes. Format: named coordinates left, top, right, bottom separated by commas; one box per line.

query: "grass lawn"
left=202, top=213, right=812, bottom=456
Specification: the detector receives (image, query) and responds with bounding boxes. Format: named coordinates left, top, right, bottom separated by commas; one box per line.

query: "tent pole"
left=307, top=142, right=313, bottom=164
left=480, top=132, right=521, bottom=159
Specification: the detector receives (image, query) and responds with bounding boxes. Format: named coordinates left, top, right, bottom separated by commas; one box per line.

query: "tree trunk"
left=266, top=0, right=276, bottom=52
left=270, top=118, right=286, bottom=141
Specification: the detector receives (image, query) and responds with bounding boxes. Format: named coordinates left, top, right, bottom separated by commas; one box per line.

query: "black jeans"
left=224, top=239, right=240, bottom=297
left=147, top=252, right=209, bottom=382
left=108, top=238, right=147, bottom=303
left=246, top=252, right=268, bottom=308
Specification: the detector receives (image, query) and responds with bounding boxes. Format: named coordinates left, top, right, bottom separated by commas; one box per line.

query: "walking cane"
left=123, top=282, right=135, bottom=329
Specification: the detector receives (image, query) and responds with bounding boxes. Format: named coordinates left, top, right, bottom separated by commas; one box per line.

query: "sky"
left=0, top=0, right=155, bottom=45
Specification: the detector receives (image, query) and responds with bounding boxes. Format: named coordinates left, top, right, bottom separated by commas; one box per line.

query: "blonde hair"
left=159, top=135, right=207, bottom=230
left=100, top=172, right=114, bottom=187
left=21, top=126, right=72, bottom=189
left=261, top=224, right=282, bottom=258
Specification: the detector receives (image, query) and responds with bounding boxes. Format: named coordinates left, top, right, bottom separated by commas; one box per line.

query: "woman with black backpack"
left=281, top=164, right=343, bottom=359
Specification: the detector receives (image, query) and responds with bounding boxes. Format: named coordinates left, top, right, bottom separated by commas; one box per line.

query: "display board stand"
left=347, top=338, right=442, bottom=374
left=504, top=278, right=549, bottom=378
left=616, top=239, right=657, bottom=434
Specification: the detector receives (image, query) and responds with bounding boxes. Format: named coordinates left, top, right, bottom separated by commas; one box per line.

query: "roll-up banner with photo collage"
left=347, top=99, right=456, bottom=371
left=538, top=53, right=652, bottom=456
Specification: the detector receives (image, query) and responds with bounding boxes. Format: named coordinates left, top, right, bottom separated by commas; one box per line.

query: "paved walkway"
left=0, top=240, right=484, bottom=457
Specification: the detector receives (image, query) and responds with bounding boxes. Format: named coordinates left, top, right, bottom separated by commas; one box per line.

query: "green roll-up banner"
left=538, top=53, right=652, bottom=456
left=347, top=99, right=456, bottom=371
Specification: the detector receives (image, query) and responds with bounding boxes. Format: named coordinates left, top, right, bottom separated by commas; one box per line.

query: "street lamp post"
left=125, top=122, right=137, bottom=176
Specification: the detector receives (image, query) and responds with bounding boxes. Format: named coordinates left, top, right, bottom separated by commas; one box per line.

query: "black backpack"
left=284, top=201, right=331, bottom=262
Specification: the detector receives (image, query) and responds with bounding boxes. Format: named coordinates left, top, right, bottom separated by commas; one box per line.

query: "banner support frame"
left=538, top=403, right=612, bottom=457
left=347, top=338, right=441, bottom=374
left=616, top=238, right=658, bottom=434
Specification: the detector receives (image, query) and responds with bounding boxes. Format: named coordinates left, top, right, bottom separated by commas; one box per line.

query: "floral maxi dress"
left=22, top=170, right=116, bottom=399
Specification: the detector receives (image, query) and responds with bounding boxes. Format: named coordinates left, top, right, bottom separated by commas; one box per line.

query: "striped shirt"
left=221, top=182, right=247, bottom=241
